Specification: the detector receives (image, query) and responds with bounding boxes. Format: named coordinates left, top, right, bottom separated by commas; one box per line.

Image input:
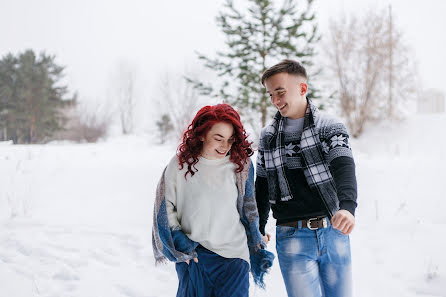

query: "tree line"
left=186, top=0, right=416, bottom=137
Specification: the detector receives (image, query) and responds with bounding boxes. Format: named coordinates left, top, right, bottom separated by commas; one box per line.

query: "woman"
left=152, top=104, right=273, bottom=297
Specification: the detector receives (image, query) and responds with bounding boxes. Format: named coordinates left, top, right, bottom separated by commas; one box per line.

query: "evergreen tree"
left=187, top=0, right=321, bottom=127
left=0, top=50, right=73, bottom=143
left=0, top=54, right=18, bottom=141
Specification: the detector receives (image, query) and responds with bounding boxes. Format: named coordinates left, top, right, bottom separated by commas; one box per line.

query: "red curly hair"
left=177, top=104, right=253, bottom=178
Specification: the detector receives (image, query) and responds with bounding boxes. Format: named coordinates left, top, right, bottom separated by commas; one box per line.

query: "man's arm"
left=330, top=156, right=357, bottom=215
left=323, top=123, right=358, bottom=234
left=329, top=156, right=357, bottom=235
left=255, top=176, right=271, bottom=236
left=255, top=149, right=271, bottom=236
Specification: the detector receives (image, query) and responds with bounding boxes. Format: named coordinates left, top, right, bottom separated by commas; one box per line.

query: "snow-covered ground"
left=1, top=114, right=445, bottom=297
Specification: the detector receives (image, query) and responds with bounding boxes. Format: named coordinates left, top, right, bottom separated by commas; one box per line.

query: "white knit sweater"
left=164, top=155, right=249, bottom=263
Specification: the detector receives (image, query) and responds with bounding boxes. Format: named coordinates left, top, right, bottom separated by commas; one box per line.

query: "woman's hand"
left=185, top=258, right=199, bottom=265
left=262, top=233, right=271, bottom=245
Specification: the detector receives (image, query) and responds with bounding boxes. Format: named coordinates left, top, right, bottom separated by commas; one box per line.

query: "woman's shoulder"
left=242, top=157, right=253, bottom=172
left=234, top=157, right=253, bottom=178
left=167, top=154, right=179, bottom=167
left=165, top=155, right=181, bottom=178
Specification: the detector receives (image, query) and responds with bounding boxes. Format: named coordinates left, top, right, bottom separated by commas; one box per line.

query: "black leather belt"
left=279, top=216, right=328, bottom=230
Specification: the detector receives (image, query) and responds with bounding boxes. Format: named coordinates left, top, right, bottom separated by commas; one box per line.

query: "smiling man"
left=255, top=59, right=358, bottom=297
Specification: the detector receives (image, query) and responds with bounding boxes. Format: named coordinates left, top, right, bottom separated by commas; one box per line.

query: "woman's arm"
left=164, top=159, right=199, bottom=258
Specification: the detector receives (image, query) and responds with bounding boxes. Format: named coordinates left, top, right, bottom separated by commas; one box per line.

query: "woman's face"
left=201, top=122, right=235, bottom=160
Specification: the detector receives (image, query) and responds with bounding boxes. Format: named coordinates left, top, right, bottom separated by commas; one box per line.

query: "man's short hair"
left=261, top=59, right=307, bottom=85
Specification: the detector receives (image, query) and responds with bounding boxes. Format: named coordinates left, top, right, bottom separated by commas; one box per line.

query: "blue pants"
left=276, top=219, right=352, bottom=297
left=175, top=245, right=249, bottom=297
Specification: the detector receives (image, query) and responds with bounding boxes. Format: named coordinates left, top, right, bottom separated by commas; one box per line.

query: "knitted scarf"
left=152, top=159, right=274, bottom=287
left=261, top=99, right=340, bottom=217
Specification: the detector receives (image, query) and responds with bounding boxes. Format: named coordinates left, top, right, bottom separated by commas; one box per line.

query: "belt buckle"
left=307, top=217, right=327, bottom=230
left=307, top=217, right=318, bottom=230
left=322, top=217, right=328, bottom=228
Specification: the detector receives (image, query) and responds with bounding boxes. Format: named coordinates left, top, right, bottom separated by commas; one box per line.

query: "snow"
left=1, top=114, right=445, bottom=297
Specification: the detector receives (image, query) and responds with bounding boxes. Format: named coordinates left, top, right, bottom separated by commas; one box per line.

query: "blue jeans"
left=276, top=219, right=352, bottom=297
left=175, top=245, right=249, bottom=297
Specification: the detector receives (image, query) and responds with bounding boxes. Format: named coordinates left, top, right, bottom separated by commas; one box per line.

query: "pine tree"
left=0, top=54, right=18, bottom=141
left=187, top=0, right=321, bottom=127
left=0, top=50, right=73, bottom=143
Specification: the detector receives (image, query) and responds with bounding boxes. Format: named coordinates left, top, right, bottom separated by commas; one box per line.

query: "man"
left=255, top=59, right=357, bottom=297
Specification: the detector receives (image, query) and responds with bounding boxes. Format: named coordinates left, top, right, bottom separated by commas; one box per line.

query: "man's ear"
left=300, top=82, right=308, bottom=96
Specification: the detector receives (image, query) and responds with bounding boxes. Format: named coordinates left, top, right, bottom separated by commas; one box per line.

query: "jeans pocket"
left=331, top=226, right=348, bottom=237
left=276, top=225, right=296, bottom=239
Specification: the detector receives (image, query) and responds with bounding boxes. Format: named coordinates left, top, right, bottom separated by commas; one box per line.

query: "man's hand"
left=331, top=210, right=355, bottom=235
left=262, top=233, right=271, bottom=245
left=185, top=258, right=199, bottom=265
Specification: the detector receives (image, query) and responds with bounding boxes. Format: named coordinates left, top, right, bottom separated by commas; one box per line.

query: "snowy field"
left=1, top=114, right=445, bottom=297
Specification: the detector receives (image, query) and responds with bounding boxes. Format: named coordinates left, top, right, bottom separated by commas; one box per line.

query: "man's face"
left=264, top=72, right=308, bottom=119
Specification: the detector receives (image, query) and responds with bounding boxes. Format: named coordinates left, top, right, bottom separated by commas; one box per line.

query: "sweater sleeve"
left=255, top=149, right=271, bottom=235
left=321, top=122, right=358, bottom=216
left=329, top=157, right=358, bottom=216
left=166, top=161, right=198, bottom=254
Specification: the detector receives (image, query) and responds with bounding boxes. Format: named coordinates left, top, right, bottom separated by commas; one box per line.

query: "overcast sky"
left=1, top=0, right=445, bottom=104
